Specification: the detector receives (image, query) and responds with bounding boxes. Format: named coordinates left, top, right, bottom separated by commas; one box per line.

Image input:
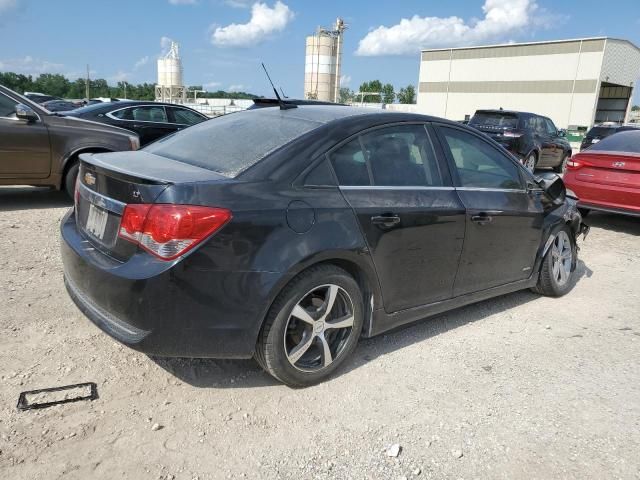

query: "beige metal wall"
left=304, top=34, right=338, bottom=102
left=417, top=39, right=619, bottom=128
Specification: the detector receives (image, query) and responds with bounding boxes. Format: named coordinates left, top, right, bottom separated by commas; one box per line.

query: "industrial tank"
left=304, top=18, right=346, bottom=103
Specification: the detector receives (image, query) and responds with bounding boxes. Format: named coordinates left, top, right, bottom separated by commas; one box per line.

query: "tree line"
left=339, top=80, right=416, bottom=105
left=0, top=72, right=259, bottom=101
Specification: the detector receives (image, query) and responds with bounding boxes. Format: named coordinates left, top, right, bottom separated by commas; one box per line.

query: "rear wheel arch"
left=61, top=147, right=113, bottom=193
left=256, top=256, right=381, bottom=347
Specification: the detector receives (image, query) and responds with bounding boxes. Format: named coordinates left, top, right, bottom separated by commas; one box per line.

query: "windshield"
left=469, top=112, right=519, bottom=129
left=587, top=130, right=640, bottom=154
left=144, top=109, right=322, bottom=177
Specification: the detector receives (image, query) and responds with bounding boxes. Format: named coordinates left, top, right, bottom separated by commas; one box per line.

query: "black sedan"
left=61, top=101, right=208, bottom=146
left=61, top=106, right=588, bottom=387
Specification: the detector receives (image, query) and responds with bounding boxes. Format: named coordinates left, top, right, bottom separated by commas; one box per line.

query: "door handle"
left=371, top=215, right=401, bottom=228
left=471, top=213, right=494, bottom=224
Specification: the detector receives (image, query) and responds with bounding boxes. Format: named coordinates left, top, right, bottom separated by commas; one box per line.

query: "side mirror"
left=557, top=128, right=566, bottom=137
left=535, top=172, right=566, bottom=206
left=15, top=103, right=39, bottom=123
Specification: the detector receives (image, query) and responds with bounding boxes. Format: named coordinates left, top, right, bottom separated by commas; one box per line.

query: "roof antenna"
left=262, top=63, right=296, bottom=110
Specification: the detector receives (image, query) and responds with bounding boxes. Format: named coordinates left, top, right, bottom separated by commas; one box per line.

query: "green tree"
left=381, top=83, right=395, bottom=104
left=632, top=105, right=640, bottom=111
left=357, top=80, right=383, bottom=103
left=397, top=84, right=416, bottom=104
left=338, top=87, right=353, bottom=104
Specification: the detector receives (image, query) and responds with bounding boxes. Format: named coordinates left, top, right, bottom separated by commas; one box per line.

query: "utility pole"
left=123, top=81, right=127, bottom=99
left=85, top=64, right=90, bottom=101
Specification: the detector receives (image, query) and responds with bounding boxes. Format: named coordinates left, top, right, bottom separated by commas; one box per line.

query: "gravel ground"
left=1, top=186, right=639, bottom=480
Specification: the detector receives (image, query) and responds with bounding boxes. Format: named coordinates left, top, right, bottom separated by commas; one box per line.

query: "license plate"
left=85, top=203, right=108, bottom=240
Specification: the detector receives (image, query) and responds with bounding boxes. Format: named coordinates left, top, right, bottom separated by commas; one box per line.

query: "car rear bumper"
left=60, top=209, right=287, bottom=358
left=564, top=172, right=640, bottom=217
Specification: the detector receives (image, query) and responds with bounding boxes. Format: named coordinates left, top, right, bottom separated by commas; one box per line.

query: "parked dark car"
left=42, top=99, right=79, bottom=112
left=469, top=109, right=572, bottom=173
left=580, top=123, right=640, bottom=151
left=0, top=84, right=139, bottom=195
left=61, top=101, right=208, bottom=146
left=61, top=106, right=587, bottom=387
left=248, top=98, right=346, bottom=109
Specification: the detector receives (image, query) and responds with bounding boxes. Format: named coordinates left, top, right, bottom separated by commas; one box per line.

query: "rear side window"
left=438, top=126, right=523, bottom=190
left=144, top=109, right=321, bottom=177
left=470, top=112, right=519, bottom=129
left=111, top=108, right=133, bottom=120
left=0, top=93, right=18, bottom=117
left=131, top=106, right=167, bottom=123
left=330, top=124, right=443, bottom=187
left=587, top=131, right=640, bottom=154
left=169, top=107, right=205, bottom=125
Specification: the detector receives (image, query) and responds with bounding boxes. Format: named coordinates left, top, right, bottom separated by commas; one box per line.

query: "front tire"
left=533, top=227, right=575, bottom=297
left=64, top=161, right=79, bottom=199
left=255, top=265, right=364, bottom=387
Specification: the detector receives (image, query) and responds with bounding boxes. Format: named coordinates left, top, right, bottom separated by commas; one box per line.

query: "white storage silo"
left=155, top=41, right=186, bottom=103
left=304, top=18, right=346, bottom=103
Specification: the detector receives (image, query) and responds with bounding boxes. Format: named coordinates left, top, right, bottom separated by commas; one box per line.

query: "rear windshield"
left=144, top=109, right=321, bottom=177
left=587, top=131, right=640, bottom=154
left=469, top=112, right=519, bottom=129
left=586, top=126, right=618, bottom=138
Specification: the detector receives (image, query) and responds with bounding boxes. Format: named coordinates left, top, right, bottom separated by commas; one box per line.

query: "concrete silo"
left=155, top=41, right=186, bottom=103
left=304, top=18, right=346, bottom=103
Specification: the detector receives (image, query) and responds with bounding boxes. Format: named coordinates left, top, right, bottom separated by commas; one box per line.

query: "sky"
left=0, top=0, right=639, bottom=102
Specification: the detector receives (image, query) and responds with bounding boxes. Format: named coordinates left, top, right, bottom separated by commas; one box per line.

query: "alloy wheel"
left=524, top=154, right=536, bottom=173
left=283, top=284, right=355, bottom=372
left=551, top=231, right=572, bottom=286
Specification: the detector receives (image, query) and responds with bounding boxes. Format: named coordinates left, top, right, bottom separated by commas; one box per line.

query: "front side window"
left=439, top=126, right=523, bottom=190
left=131, top=106, right=167, bottom=123
left=169, top=107, right=205, bottom=125
left=0, top=93, right=18, bottom=118
left=544, top=118, right=558, bottom=136
left=330, top=124, right=443, bottom=187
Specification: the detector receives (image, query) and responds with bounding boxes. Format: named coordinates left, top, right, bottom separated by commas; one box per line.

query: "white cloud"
left=168, top=0, right=197, bottom=4
left=224, top=0, right=253, bottom=7
left=0, top=55, right=64, bottom=74
left=356, top=0, right=539, bottom=56
left=0, top=0, right=17, bottom=13
left=160, top=36, right=174, bottom=54
left=211, top=1, right=294, bottom=47
left=228, top=84, right=246, bottom=91
left=340, top=74, right=352, bottom=86
left=203, top=81, right=222, bottom=89
left=134, top=56, right=150, bottom=70
left=110, top=71, right=130, bottom=83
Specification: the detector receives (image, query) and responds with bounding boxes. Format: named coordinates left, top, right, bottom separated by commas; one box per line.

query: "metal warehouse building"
left=417, top=37, right=640, bottom=129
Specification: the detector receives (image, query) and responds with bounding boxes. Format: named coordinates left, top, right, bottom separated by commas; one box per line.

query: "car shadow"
left=0, top=186, right=72, bottom=212
left=150, top=259, right=591, bottom=389
left=585, top=211, right=639, bottom=236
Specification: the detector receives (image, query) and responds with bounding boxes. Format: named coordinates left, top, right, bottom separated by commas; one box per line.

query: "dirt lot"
left=1, top=186, right=639, bottom=480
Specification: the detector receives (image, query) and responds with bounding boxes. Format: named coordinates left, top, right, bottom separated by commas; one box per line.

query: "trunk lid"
left=572, top=151, right=640, bottom=189
left=76, top=151, right=228, bottom=261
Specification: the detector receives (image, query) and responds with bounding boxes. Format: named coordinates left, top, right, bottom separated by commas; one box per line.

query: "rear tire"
left=532, top=226, right=575, bottom=297
left=553, top=153, right=569, bottom=173
left=255, top=265, right=364, bottom=387
left=63, top=161, right=79, bottom=199
left=524, top=152, right=537, bottom=173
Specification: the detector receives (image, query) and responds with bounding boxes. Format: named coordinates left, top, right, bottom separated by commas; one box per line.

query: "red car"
left=564, top=130, right=640, bottom=217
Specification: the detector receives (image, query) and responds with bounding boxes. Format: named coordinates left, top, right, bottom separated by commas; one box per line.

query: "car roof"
left=251, top=98, right=348, bottom=107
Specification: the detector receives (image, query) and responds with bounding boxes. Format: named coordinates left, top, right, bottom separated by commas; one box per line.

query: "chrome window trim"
left=339, top=185, right=455, bottom=191
left=79, top=181, right=126, bottom=214
left=455, top=187, right=526, bottom=193
left=106, top=105, right=169, bottom=124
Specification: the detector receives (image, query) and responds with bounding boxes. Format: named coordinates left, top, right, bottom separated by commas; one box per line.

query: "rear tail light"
left=118, top=204, right=232, bottom=260
left=565, top=158, right=584, bottom=170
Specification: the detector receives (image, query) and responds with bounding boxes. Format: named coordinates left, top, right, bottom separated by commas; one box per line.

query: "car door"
left=330, top=123, right=466, bottom=313
left=434, top=124, right=544, bottom=296
left=128, top=106, right=176, bottom=146
left=0, top=91, right=51, bottom=178
left=533, top=116, right=555, bottom=167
